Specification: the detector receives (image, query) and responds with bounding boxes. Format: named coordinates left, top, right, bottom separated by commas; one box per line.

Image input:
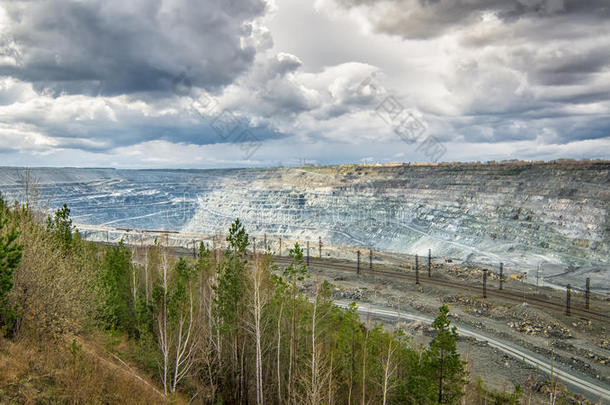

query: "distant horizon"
left=2, top=157, right=609, bottom=172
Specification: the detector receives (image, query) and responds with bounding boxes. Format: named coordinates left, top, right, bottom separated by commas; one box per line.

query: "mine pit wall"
left=178, top=161, right=609, bottom=293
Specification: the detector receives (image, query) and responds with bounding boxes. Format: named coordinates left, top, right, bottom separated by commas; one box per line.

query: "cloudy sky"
left=0, top=0, right=609, bottom=168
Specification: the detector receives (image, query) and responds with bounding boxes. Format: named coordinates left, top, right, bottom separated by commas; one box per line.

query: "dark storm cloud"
left=499, top=39, right=610, bottom=88
left=565, top=116, right=610, bottom=141
left=446, top=111, right=610, bottom=145
left=32, top=112, right=284, bottom=153
left=335, top=0, right=610, bottom=39
left=533, top=55, right=610, bottom=87
left=0, top=0, right=268, bottom=96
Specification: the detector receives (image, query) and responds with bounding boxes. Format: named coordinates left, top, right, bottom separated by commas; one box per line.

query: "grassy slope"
left=0, top=332, right=179, bottom=404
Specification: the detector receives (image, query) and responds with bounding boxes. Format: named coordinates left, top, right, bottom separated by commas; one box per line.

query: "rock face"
left=0, top=161, right=608, bottom=292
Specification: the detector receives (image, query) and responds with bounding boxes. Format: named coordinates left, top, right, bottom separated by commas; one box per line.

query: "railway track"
left=272, top=256, right=610, bottom=323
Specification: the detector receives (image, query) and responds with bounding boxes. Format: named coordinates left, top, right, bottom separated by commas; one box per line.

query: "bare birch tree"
left=155, top=254, right=199, bottom=395
left=304, top=281, right=332, bottom=405
left=311, top=294, right=320, bottom=405
left=276, top=299, right=284, bottom=403
left=380, top=336, right=398, bottom=405
left=156, top=252, right=170, bottom=395
left=18, top=167, right=39, bottom=210
left=361, top=313, right=371, bottom=405
left=249, top=255, right=268, bottom=405
left=171, top=286, right=197, bottom=392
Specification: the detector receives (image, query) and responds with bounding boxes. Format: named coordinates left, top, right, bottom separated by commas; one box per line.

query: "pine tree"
left=213, top=218, right=250, bottom=403
left=46, top=204, right=73, bottom=249
left=336, top=302, right=363, bottom=405
left=98, top=240, right=135, bottom=334
left=0, top=198, right=23, bottom=336
left=215, top=219, right=249, bottom=332
left=283, top=243, right=308, bottom=401
left=424, top=305, right=468, bottom=404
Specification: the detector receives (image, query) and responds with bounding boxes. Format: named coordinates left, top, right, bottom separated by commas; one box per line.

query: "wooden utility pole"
left=565, top=284, right=571, bottom=316
left=279, top=238, right=282, bottom=257
left=585, top=277, right=590, bottom=310
left=499, top=262, right=504, bottom=290
left=307, top=241, right=310, bottom=266
left=369, top=249, right=373, bottom=270
left=318, top=237, right=322, bottom=259
left=483, top=269, right=487, bottom=298
left=415, top=254, right=419, bottom=285
left=357, top=250, right=361, bottom=275
left=427, top=249, right=431, bottom=277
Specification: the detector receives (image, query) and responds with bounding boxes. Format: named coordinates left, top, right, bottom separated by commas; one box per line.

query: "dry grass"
left=0, top=335, right=170, bottom=404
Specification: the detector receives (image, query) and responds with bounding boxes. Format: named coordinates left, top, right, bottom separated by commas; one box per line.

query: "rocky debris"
left=443, top=265, right=489, bottom=281
left=525, top=375, right=599, bottom=405
left=527, top=377, right=567, bottom=396
left=550, top=340, right=573, bottom=351
left=505, top=303, right=574, bottom=339
left=583, top=352, right=609, bottom=367
left=532, top=344, right=610, bottom=383
left=507, top=319, right=572, bottom=339
left=397, top=320, right=435, bottom=336
left=571, top=319, right=593, bottom=331
left=329, top=286, right=379, bottom=303
left=553, top=341, right=610, bottom=370
left=413, top=302, right=435, bottom=314
left=334, top=288, right=365, bottom=301
left=442, top=294, right=494, bottom=316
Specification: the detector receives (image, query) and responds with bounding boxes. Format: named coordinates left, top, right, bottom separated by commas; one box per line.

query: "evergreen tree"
left=195, top=241, right=212, bottom=275
left=424, top=305, right=468, bottom=404
left=46, top=203, right=74, bottom=248
left=169, top=258, right=197, bottom=320
left=336, top=301, right=363, bottom=404
left=98, top=240, right=135, bottom=334
left=0, top=198, right=23, bottom=336
left=214, top=218, right=249, bottom=332
left=283, top=243, right=309, bottom=401
left=213, top=218, right=250, bottom=402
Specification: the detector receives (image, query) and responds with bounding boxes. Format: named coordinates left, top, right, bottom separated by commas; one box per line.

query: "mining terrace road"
left=333, top=301, right=610, bottom=405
